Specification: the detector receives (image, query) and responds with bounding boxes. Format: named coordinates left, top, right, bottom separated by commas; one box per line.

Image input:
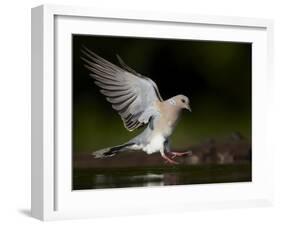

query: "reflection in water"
left=91, top=171, right=216, bottom=189
left=131, top=173, right=164, bottom=186
left=92, top=173, right=165, bottom=189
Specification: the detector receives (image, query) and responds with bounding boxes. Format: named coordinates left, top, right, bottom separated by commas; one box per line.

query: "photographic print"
left=72, top=35, right=252, bottom=190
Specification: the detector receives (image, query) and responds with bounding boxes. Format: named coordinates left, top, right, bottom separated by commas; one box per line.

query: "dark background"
left=72, top=34, right=251, bottom=153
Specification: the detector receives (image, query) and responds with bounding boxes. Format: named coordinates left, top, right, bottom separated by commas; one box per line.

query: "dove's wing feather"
left=81, top=47, right=162, bottom=131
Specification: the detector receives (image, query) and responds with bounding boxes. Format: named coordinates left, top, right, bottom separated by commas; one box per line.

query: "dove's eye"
left=181, top=99, right=186, bottom=103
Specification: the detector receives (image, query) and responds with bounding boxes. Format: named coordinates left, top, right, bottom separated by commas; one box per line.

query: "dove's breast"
left=154, top=113, right=180, bottom=138
left=129, top=101, right=182, bottom=155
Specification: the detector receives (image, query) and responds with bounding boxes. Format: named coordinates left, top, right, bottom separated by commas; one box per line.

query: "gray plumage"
left=81, top=47, right=192, bottom=164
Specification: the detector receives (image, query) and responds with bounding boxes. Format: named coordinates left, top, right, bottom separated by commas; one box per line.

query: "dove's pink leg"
left=170, top=150, right=192, bottom=159
left=160, top=150, right=179, bottom=164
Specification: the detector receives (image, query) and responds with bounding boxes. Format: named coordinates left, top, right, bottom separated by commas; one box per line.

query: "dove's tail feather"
left=92, top=143, right=135, bottom=158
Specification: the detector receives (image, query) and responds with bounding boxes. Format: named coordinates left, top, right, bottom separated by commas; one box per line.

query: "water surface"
left=73, top=163, right=251, bottom=190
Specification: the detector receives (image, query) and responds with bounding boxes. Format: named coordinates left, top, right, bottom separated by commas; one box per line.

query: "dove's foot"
left=161, top=153, right=179, bottom=164
left=170, top=150, right=192, bottom=159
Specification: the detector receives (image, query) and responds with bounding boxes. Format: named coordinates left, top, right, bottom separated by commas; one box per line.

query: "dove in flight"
left=81, top=47, right=192, bottom=164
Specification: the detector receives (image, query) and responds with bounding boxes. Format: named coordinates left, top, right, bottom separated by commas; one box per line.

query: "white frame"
left=31, top=4, right=274, bottom=221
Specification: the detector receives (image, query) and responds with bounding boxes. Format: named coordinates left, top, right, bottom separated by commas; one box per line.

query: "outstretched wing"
left=81, top=47, right=163, bottom=131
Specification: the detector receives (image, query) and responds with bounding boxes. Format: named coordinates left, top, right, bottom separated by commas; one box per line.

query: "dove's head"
left=171, top=95, right=191, bottom=112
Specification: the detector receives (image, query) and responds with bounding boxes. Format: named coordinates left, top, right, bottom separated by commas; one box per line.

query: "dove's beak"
left=185, top=104, right=192, bottom=112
